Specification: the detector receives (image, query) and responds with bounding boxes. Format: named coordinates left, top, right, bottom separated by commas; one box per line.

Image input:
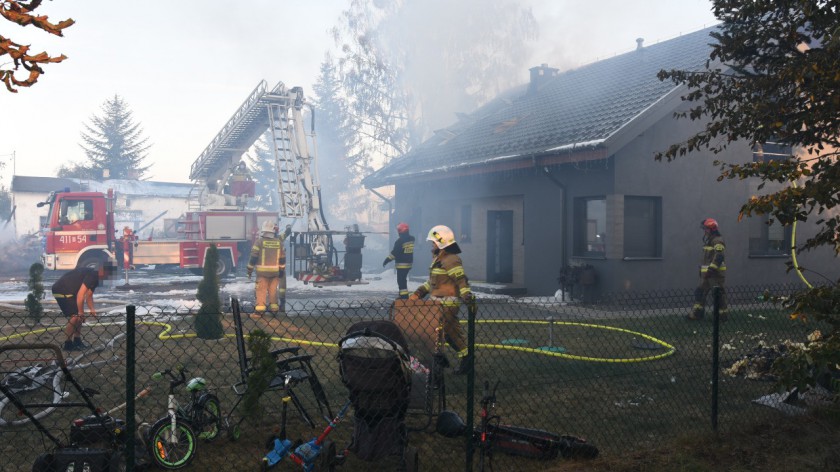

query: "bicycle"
left=0, top=332, right=126, bottom=427
left=145, top=366, right=223, bottom=469
left=437, top=380, right=599, bottom=471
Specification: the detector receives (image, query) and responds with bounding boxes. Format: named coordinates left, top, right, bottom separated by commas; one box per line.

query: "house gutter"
left=367, top=187, right=393, bottom=220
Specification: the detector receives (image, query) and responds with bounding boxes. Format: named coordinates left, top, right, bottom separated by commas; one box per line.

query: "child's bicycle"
left=146, top=366, right=224, bottom=469
left=437, top=380, right=599, bottom=471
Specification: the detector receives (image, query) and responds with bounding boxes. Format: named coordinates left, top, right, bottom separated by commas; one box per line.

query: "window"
left=749, top=215, right=791, bottom=256
left=574, top=197, right=606, bottom=257
left=623, top=197, right=662, bottom=258
left=460, top=205, right=472, bottom=243
left=59, top=199, right=93, bottom=224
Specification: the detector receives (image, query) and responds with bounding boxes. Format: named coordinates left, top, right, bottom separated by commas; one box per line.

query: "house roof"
left=364, top=26, right=718, bottom=188
left=11, top=176, right=193, bottom=198
left=11, top=176, right=81, bottom=193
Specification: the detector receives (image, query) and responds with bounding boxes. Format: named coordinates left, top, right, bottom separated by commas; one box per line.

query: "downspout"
left=367, top=187, right=394, bottom=222
left=542, top=167, right=568, bottom=270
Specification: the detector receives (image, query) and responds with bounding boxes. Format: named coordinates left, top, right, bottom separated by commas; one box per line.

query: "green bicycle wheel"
left=147, top=417, right=197, bottom=470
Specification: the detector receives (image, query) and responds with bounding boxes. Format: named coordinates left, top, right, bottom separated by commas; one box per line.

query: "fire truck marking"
left=59, top=234, right=88, bottom=244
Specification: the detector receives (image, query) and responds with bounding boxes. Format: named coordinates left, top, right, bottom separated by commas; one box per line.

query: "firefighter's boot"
left=687, top=304, right=704, bottom=321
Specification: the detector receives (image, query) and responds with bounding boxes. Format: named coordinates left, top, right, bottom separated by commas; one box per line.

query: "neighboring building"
left=363, top=27, right=837, bottom=296
left=11, top=176, right=193, bottom=240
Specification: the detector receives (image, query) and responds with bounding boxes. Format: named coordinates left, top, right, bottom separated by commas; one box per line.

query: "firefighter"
left=247, top=220, right=292, bottom=316
left=409, top=225, right=476, bottom=375
left=383, top=222, right=415, bottom=299
left=689, top=218, right=728, bottom=321
left=120, top=226, right=136, bottom=270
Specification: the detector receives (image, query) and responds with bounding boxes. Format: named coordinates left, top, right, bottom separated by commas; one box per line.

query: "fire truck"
left=40, top=80, right=365, bottom=283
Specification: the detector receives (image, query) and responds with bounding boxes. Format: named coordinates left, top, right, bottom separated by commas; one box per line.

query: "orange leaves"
left=0, top=1, right=74, bottom=92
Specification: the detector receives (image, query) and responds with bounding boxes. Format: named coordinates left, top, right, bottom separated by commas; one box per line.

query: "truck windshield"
left=59, top=199, right=93, bottom=225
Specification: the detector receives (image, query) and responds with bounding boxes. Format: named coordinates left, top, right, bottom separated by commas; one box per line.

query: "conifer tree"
left=24, top=262, right=44, bottom=325
left=194, top=244, right=224, bottom=339
left=74, top=94, right=152, bottom=180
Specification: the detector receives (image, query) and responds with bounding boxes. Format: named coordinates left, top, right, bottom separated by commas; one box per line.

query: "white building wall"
left=13, top=192, right=51, bottom=238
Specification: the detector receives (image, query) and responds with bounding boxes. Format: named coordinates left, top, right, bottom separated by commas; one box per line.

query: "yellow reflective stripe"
left=421, top=282, right=430, bottom=291
left=447, top=266, right=465, bottom=278
left=53, top=294, right=75, bottom=298
left=251, top=245, right=260, bottom=251
left=395, top=263, right=412, bottom=269
left=402, top=242, right=414, bottom=253
left=431, top=268, right=447, bottom=275
left=262, top=240, right=281, bottom=248
left=713, top=243, right=725, bottom=251
left=460, top=287, right=471, bottom=296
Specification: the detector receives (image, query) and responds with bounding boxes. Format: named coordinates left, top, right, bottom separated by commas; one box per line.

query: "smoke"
left=370, top=0, right=540, bottom=136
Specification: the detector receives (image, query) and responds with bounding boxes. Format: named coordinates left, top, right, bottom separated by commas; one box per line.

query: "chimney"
left=636, top=38, right=644, bottom=50
left=528, top=63, right=558, bottom=94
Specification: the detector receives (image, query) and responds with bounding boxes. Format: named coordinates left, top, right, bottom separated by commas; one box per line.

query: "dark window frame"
left=573, top=196, right=607, bottom=258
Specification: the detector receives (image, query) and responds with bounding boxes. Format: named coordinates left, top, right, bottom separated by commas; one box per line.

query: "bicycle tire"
left=192, top=393, right=222, bottom=442
left=146, top=417, right=197, bottom=470
left=0, top=364, right=66, bottom=426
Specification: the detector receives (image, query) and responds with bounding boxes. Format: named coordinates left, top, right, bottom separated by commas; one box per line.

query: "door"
left=486, top=210, right=513, bottom=283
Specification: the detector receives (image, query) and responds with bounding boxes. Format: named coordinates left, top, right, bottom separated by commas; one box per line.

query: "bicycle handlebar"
left=152, top=366, right=188, bottom=391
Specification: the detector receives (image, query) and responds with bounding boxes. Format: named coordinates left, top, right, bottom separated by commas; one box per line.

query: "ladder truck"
left=39, top=80, right=365, bottom=284
left=188, top=79, right=366, bottom=285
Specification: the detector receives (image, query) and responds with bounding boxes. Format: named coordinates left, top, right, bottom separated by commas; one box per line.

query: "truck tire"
left=213, top=252, right=232, bottom=278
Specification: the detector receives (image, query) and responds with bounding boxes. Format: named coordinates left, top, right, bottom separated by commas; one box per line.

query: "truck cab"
left=39, top=190, right=113, bottom=271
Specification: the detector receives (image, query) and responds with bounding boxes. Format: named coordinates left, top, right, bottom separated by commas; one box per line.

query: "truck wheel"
left=214, top=255, right=231, bottom=278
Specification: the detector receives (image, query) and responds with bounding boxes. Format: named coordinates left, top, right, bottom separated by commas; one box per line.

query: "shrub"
left=194, top=244, right=224, bottom=339
left=24, top=262, right=44, bottom=325
left=241, top=329, right=276, bottom=418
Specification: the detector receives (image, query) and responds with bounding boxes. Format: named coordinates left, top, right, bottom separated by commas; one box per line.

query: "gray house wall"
left=391, top=102, right=837, bottom=296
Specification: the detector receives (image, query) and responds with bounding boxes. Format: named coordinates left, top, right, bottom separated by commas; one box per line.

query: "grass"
left=0, top=297, right=832, bottom=471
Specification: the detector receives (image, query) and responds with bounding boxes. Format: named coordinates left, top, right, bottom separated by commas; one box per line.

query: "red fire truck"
left=38, top=188, right=274, bottom=276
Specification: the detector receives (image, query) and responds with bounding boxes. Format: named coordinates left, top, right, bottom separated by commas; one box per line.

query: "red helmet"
left=397, top=222, right=409, bottom=234
left=701, top=218, right=719, bottom=231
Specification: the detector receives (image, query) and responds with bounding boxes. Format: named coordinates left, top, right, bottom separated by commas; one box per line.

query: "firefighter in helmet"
left=689, top=218, right=728, bottom=321
left=409, top=225, right=476, bottom=375
left=247, top=220, right=292, bottom=316
left=383, top=222, right=415, bottom=299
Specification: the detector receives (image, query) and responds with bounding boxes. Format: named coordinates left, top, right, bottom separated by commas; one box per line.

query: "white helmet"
left=427, top=225, right=457, bottom=250
left=261, top=220, right=276, bottom=234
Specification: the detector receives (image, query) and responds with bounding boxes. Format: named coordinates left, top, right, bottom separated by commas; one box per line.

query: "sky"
left=0, top=0, right=718, bottom=185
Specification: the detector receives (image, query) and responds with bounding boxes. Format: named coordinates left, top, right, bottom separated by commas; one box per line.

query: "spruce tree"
left=194, top=244, right=224, bottom=339
left=24, top=262, right=44, bottom=325
left=78, top=94, right=152, bottom=179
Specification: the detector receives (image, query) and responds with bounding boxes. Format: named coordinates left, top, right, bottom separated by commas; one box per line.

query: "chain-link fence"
left=0, top=284, right=822, bottom=471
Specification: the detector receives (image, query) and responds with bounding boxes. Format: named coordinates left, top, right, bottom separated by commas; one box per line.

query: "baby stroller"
left=338, top=320, right=419, bottom=471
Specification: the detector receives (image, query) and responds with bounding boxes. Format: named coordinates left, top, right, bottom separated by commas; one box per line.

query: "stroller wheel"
left=314, top=439, right=336, bottom=472
left=403, top=446, right=419, bottom=472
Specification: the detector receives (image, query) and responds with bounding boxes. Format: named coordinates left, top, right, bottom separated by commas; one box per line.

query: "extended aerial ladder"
left=188, top=80, right=365, bottom=285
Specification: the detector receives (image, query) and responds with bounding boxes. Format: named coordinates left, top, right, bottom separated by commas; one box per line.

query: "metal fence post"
left=126, top=305, right=136, bottom=471
left=465, top=303, right=477, bottom=471
left=711, top=287, right=720, bottom=432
